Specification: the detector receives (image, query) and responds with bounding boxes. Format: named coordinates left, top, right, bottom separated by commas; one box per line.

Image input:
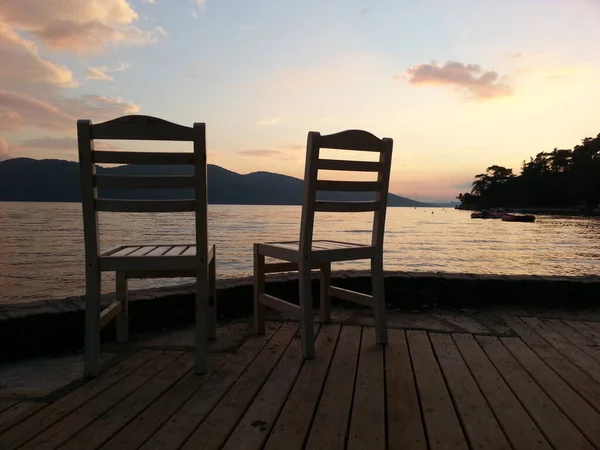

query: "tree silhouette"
left=458, top=133, right=600, bottom=210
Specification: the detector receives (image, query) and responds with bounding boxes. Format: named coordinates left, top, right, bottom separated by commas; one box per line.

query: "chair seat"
left=258, top=239, right=375, bottom=263
left=99, top=244, right=215, bottom=272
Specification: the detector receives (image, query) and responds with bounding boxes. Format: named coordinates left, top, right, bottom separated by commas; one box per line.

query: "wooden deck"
left=2, top=315, right=600, bottom=449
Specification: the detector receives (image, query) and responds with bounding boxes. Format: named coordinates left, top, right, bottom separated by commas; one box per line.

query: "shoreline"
left=2, top=270, right=600, bottom=361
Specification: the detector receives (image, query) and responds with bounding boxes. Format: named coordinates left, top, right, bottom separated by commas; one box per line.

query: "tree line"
left=457, top=133, right=600, bottom=210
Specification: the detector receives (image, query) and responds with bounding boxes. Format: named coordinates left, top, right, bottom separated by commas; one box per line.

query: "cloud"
left=257, top=117, right=283, bottom=126
left=0, top=136, right=10, bottom=160
left=237, top=144, right=303, bottom=160
left=0, top=90, right=140, bottom=132
left=400, top=61, right=513, bottom=100
left=360, top=7, right=370, bottom=15
left=505, top=52, right=523, bottom=59
left=155, top=25, right=167, bottom=36
left=17, top=136, right=77, bottom=149
left=241, top=24, right=256, bottom=31
left=192, top=11, right=198, bottom=18
left=0, top=0, right=159, bottom=53
left=86, top=62, right=131, bottom=81
left=141, top=0, right=156, bottom=3
left=86, top=67, right=114, bottom=81
left=0, top=25, right=77, bottom=93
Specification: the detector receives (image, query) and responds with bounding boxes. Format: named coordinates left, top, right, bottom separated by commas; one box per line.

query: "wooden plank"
left=0, top=402, right=45, bottom=434
left=0, top=400, right=18, bottom=414
left=95, top=199, right=196, bottom=213
left=182, top=245, right=196, bottom=256
left=181, top=324, right=299, bottom=450
left=264, top=324, right=341, bottom=450
left=61, top=353, right=195, bottom=450
left=501, top=336, right=600, bottom=445
left=259, top=294, right=300, bottom=319
left=544, top=318, right=600, bottom=363
left=433, top=314, right=490, bottom=334
left=314, top=200, right=380, bottom=213
left=452, top=334, right=550, bottom=450
left=0, top=350, right=157, bottom=450
left=521, top=316, right=600, bottom=384
left=476, top=335, right=594, bottom=450
left=347, top=327, right=385, bottom=450
left=95, top=174, right=196, bottom=189
left=407, top=330, right=468, bottom=450
left=164, top=245, right=189, bottom=256
left=328, top=286, right=373, bottom=307
left=430, top=333, right=510, bottom=450
left=139, top=326, right=281, bottom=450
left=317, top=159, right=382, bottom=172
left=584, top=321, right=600, bottom=334
left=223, top=326, right=320, bottom=450
left=564, top=320, right=600, bottom=346
left=99, top=300, right=122, bottom=329
left=94, top=150, right=194, bottom=164
left=91, top=115, right=195, bottom=141
left=145, top=246, right=173, bottom=257
left=108, top=246, right=139, bottom=257
left=20, top=351, right=182, bottom=450
left=315, top=180, right=381, bottom=192
left=127, top=246, right=157, bottom=257
left=385, top=329, right=426, bottom=450
left=305, top=326, right=361, bottom=450
left=100, top=353, right=230, bottom=450
left=504, top=316, right=600, bottom=414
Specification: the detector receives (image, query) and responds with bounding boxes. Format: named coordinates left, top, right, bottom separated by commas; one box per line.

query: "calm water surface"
left=1, top=202, right=599, bottom=304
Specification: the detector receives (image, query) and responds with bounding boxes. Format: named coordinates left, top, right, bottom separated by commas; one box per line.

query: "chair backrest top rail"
left=82, top=115, right=200, bottom=141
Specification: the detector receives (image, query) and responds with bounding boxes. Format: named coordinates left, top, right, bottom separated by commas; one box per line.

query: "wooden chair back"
left=77, top=115, right=208, bottom=267
left=299, top=130, right=393, bottom=255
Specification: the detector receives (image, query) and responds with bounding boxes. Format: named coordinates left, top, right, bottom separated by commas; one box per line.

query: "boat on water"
left=501, top=213, right=536, bottom=222
left=471, top=209, right=536, bottom=222
left=470, top=209, right=506, bottom=219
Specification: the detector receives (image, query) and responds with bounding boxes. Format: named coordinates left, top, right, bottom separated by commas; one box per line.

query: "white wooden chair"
left=253, top=130, right=393, bottom=358
left=77, top=115, right=216, bottom=378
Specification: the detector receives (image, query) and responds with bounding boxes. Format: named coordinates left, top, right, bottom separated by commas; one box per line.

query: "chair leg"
left=299, top=263, right=315, bottom=359
left=116, top=271, right=128, bottom=344
left=320, top=263, right=331, bottom=323
left=208, top=252, right=217, bottom=340
left=371, top=254, right=388, bottom=344
left=84, top=269, right=101, bottom=378
left=195, top=268, right=209, bottom=374
left=253, top=244, right=266, bottom=335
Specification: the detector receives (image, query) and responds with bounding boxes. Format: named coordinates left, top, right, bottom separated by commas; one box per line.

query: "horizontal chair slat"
left=95, top=199, right=196, bottom=212
left=317, top=159, right=382, bottom=172
left=316, top=180, right=381, bottom=192
left=94, top=174, right=196, bottom=189
left=91, top=116, right=196, bottom=141
left=93, top=151, right=195, bottom=165
left=314, top=200, right=380, bottom=213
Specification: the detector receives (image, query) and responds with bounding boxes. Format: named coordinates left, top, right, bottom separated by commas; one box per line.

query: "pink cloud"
left=399, top=61, right=513, bottom=100
left=0, top=25, right=76, bottom=93
left=0, top=90, right=140, bottom=132
left=0, top=0, right=158, bottom=53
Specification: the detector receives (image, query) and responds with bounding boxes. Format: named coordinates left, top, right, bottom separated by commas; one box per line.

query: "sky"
left=1, top=0, right=600, bottom=202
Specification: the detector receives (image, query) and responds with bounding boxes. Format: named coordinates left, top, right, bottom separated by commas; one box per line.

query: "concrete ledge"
left=2, top=271, right=600, bottom=361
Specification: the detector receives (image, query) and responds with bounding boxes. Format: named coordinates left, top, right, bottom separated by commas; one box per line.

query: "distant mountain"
left=0, top=158, right=427, bottom=207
